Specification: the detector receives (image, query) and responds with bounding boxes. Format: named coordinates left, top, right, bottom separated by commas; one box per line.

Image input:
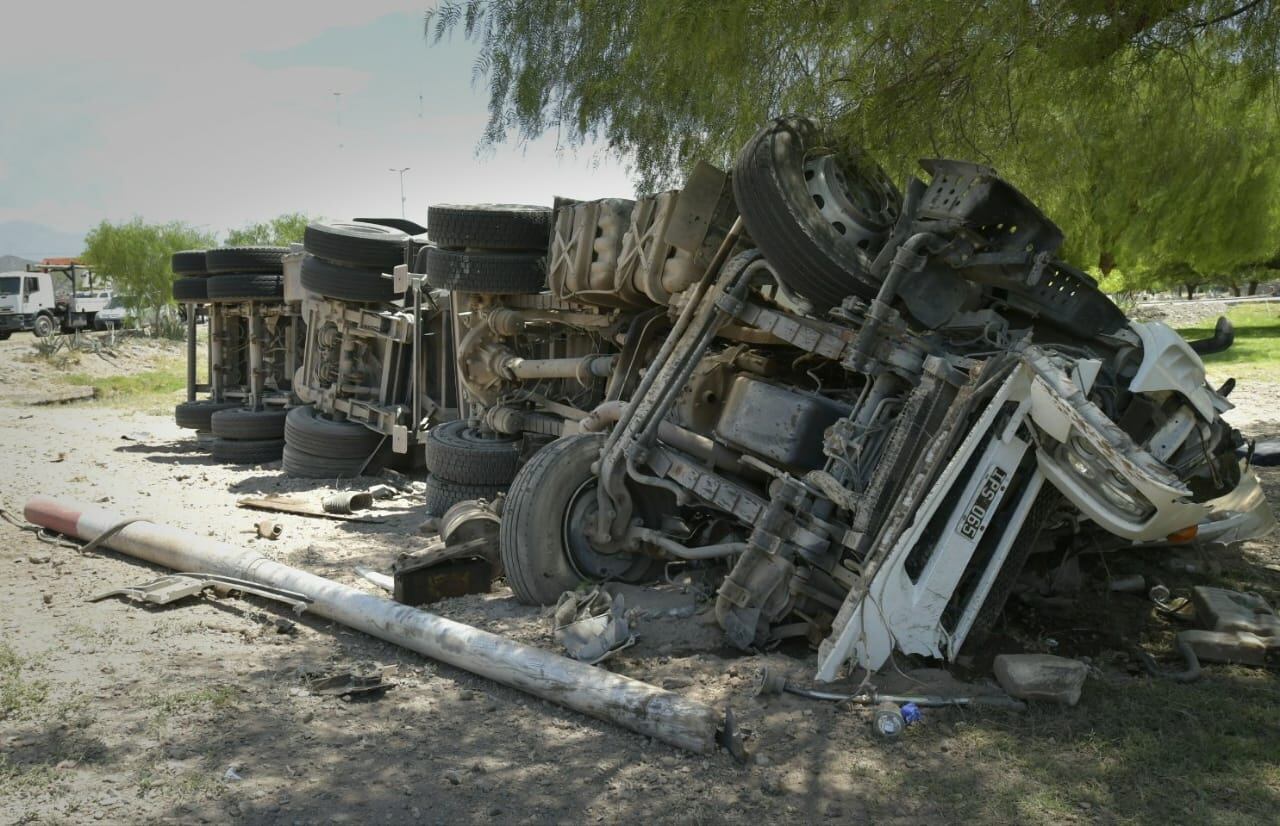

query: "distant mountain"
left=0, top=221, right=84, bottom=261
left=0, top=254, right=34, bottom=273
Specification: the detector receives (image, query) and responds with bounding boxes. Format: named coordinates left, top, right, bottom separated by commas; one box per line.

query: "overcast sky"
left=0, top=1, right=635, bottom=240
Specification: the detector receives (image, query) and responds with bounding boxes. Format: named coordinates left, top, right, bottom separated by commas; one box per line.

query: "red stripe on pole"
left=23, top=495, right=84, bottom=539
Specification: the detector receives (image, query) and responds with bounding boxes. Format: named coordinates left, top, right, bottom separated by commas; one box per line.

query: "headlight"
left=1058, top=433, right=1155, bottom=521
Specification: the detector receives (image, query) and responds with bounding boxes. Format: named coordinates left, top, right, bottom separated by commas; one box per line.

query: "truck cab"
left=0, top=271, right=57, bottom=339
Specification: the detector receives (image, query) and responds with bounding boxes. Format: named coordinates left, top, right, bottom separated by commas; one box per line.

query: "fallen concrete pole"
left=24, top=495, right=728, bottom=754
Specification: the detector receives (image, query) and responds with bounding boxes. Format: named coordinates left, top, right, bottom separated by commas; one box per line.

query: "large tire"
left=205, top=273, right=284, bottom=302
left=733, top=117, right=900, bottom=310
left=353, top=217, right=428, bottom=236
left=175, top=400, right=241, bottom=430
left=424, top=421, right=521, bottom=485
left=211, top=407, right=288, bottom=440
left=427, top=204, right=551, bottom=251
left=211, top=437, right=285, bottom=465
left=299, top=255, right=394, bottom=303
left=172, top=277, right=208, bottom=301
left=500, top=434, right=658, bottom=605
left=303, top=222, right=408, bottom=270
left=205, top=246, right=287, bottom=274
left=283, top=405, right=383, bottom=459
left=282, top=443, right=386, bottom=479
left=171, top=250, right=208, bottom=275
left=32, top=314, right=56, bottom=338
left=424, top=475, right=505, bottom=517
left=423, top=248, right=546, bottom=294
left=1252, top=439, right=1280, bottom=467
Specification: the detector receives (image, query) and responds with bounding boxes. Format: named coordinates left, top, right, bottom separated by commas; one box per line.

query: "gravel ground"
left=1, top=335, right=1277, bottom=825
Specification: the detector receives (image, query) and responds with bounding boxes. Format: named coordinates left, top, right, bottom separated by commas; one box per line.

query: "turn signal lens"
left=1167, top=525, right=1199, bottom=543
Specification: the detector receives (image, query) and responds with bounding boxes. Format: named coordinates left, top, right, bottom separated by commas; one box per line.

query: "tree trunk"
left=1249, top=280, right=1260, bottom=296
left=1231, top=285, right=1242, bottom=297
left=1184, top=283, right=1197, bottom=300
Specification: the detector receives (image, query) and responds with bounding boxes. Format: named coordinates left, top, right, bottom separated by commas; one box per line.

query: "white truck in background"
left=0, top=263, right=109, bottom=339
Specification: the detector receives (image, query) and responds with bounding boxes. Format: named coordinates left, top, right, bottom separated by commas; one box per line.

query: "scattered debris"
left=392, top=500, right=500, bottom=605
left=367, top=484, right=398, bottom=500
left=1180, top=586, right=1279, bottom=666
left=255, top=519, right=282, bottom=540
left=237, top=494, right=384, bottom=523
left=993, top=654, right=1090, bottom=706
left=306, top=666, right=397, bottom=700
left=552, top=587, right=636, bottom=664
left=321, top=491, right=373, bottom=514
left=27, top=496, right=734, bottom=755
left=754, top=666, right=1024, bottom=709
left=90, top=572, right=312, bottom=613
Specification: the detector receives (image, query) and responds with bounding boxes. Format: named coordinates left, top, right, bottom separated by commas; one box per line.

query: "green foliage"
left=427, top=1, right=1280, bottom=290
left=81, top=219, right=214, bottom=335
left=225, top=212, right=313, bottom=246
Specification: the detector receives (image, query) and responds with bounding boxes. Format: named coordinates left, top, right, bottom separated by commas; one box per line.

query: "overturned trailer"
left=490, top=117, right=1275, bottom=680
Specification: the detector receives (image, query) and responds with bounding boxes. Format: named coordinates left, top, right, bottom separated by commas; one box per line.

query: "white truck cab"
left=0, top=271, right=58, bottom=339
left=0, top=265, right=105, bottom=338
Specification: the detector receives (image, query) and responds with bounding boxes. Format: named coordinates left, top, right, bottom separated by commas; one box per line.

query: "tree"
left=427, top=1, right=1280, bottom=284
left=81, top=219, right=214, bottom=335
left=225, top=212, right=313, bottom=246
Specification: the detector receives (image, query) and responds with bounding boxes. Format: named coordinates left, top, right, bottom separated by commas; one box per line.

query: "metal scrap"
left=91, top=572, right=313, bottom=614
left=237, top=494, right=384, bottom=523
left=552, top=588, right=636, bottom=664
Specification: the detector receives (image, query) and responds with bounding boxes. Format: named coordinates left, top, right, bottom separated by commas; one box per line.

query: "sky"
left=0, top=1, right=636, bottom=251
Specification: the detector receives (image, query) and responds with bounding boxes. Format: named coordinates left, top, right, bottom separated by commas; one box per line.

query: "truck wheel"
left=733, top=117, right=901, bottom=310
left=172, top=277, right=208, bottom=301
left=32, top=314, right=55, bottom=338
left=427, top=204, right=552, bottom=251
left=205, top=273, right=284, bottom=302
left=205, top=246, right=288, bottom=274
left=175, top=400, right=241, bottom=430
left=211, top=437, right=285, bottom=465
left=281, top=443, right=388, bottom=478
left=303, top=221, right=408, bottom=270
left=299, top=255, right=395, bottom=303
left=211, top=407, right=288, bottom=440
left=352, top=217, right=428, bottom=236
left=424, top=421, right=521, bottom=485
left=0, top=331, right=10, bottom=341
left=424, top=475, right=505, bottom=517
left=283, top=405, right=383, bottom=458
left=171, top=249, right=209, bottom=276
left=500, top=434, right=658, bottom=605
left=423, top=248, right=546, bottom=294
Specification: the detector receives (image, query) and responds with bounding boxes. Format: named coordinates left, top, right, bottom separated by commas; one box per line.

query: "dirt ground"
left=1, top=332, right=1279, bottom=825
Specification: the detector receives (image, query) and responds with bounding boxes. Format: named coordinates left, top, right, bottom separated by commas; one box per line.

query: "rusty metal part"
left=90, top=572, right=311, bottom=613
left=322, top=491, right=374, bottom=514
left=236, top=495, right=384, bottom=523
left=255, top=519, right=282, bottom=539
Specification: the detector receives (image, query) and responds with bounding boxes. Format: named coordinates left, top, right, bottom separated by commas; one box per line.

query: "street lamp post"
left=389, top=167, right=410, bottom=219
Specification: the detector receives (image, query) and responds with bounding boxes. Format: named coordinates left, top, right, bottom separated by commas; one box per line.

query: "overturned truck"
left=494, top=117, right=1275, bottom=681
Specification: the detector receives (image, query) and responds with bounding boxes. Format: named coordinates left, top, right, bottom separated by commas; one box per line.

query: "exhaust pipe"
left=23, top=496, right=731, bottom=755
left=1189, top=316, right=1234, bottom=356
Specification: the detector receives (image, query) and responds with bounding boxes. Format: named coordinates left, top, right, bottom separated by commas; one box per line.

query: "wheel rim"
left=561, top=479, right=653, bottom=581
left=803, top=153, right=898, bottom=248
left=460, top=425, right=516, bottom=446
left=35, top=317, right=52, bottom=336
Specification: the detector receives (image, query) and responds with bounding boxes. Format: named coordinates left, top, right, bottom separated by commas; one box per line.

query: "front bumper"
left=0, top=313, right=32, bottom=332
